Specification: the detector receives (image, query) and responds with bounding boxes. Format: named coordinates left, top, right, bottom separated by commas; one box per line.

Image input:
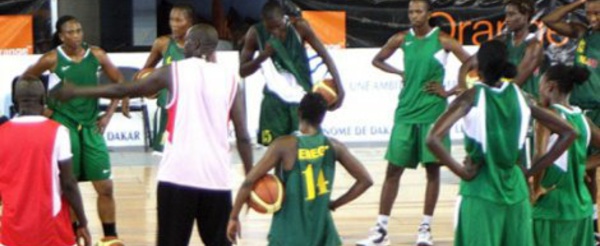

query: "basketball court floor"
left=79, top=144, right=561, bottom=245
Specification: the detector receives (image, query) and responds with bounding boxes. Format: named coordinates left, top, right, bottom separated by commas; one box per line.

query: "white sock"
left=422, top=215, right=433, bottom=226
left=594, top=206, right=598, bottom=220
left=377, top=215, right=389, bottom=229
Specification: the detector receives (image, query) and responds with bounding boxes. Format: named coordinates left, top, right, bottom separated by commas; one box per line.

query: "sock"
left=421, top=215, right=433, bottom=226
left=102, top=223, right=118, bottom=237
left=377, top=215, right=389, bottom=229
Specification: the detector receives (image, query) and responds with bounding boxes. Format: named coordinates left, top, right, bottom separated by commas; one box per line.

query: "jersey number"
left=302, top=164, right=329, bottom=201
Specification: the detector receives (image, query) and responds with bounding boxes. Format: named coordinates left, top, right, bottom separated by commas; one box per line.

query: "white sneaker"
left=356, top=224, right=390, bottom=246
left=416, top=224, right=434, bottom=246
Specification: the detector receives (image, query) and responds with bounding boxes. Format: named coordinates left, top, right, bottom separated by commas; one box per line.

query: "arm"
left=585, top=118, right=600, bottom=169
left=56, top=66, right=171, bottom=100
left=296, top=20, right=345, bottom=110
left=230, top=83, right=253, bottom=174
left=142, top=36, right=169, bottom=69
left=541, top=0, right=588, bottom=38
left=427, top=35, right=473, bottom=97
left=23, top=51, right=57, bottom=77
left=239, top=27, right=273, bottom=78
left=226, top=137, right=293, bottom=244
left=372, top=33, right=405, bottom=77
left=328, top=138, right=372, bottom=211
left=92, top=47, right=126, bottom=131
left=458, top=55, right=477, bottom=90
left=526, top=105, right=577, bottom=176
left=59, top=159, right=91, bottom=246
left=426, top=89, right=479, bottom=180
left=513, top=41, right=544, bottom=87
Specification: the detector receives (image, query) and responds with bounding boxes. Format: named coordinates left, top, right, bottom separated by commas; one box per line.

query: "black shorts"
left=157, top=181, right=232, bottom=246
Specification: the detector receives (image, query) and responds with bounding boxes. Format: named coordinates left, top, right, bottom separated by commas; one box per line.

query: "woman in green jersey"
left=427, top=40, right=577, bottom=246
left=532, top=64, right=600, bottom=246
left=23, top=15, right=126, bottom=246
left=141, top=4, right=195, bottom=153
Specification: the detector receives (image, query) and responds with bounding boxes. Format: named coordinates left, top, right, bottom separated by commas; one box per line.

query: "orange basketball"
left=134, top=67, right=155, bottom=80
left=312, top=78, right=338, bottom=107
left=248, top=174, right=284, bottom=214
left=134, top=68, right=158, bottom=98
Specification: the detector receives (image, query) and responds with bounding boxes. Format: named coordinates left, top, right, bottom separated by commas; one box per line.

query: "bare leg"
left=423, top=163, right=440, bottom=216
left=378, top=163, right=405, bottom=215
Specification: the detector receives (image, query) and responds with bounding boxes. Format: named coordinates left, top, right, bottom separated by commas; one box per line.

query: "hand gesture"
left=76, top=226, right=92, bottom=246
left=424, top=82, right=448, bottom=98
left=227, top=219, right=241, bottom=245
left=96, top=113, right=111, bottom=134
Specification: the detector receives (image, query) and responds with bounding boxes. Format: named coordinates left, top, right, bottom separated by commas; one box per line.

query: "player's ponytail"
left=545, top=64, right=590, bottom=94
left=52, top=15, right=77, bottom=49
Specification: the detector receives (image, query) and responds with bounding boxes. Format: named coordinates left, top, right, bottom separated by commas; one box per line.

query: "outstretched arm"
left=54, top=66, right=171, bottom=100
left=527, top=105, right=577, bottom=176
left=297, top=20, right=345, bottom=110
left=328, top=138, right=372, bottom=211
left=427, top=89, right=479, bottom=180
left=541, top=0, right=588, bottom=38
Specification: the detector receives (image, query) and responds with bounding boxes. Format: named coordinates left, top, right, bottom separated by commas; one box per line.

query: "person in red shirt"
left=0, top=77, right=90, bottom=246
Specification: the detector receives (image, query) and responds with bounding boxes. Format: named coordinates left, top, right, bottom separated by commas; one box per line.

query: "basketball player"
left=532, top=64, right=600, bottom=246
left=141, top=4, right=194, bottom=153
left=0, top=77, right=91, bottom=246
left=226, top=92, right=373, bottom=246
left=458, top=0, right=544, bottom=95
left=543, top=0, right=600, bottom=238
left=23, top=15, right=125, bottom=245
left=357, top=0, right=470, bottom=245
left=239, top=1, right=345, bottom=146
left=53, top=24, right=253, bottom=246
left=427, top=40, right=577, bottom=246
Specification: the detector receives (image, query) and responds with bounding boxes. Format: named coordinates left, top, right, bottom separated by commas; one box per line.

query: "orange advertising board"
left=0, top=15, right=33, bottom=55
left=302, top=11, right=346, bottom=48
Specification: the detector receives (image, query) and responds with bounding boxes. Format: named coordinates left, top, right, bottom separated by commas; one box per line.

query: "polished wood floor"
left=77, top=147, right=598, bottom=245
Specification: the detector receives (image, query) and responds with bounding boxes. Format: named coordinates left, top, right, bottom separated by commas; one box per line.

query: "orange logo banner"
left=0, top=15, right=33, bottom=55
left=302, top=11, right=346, bottom=48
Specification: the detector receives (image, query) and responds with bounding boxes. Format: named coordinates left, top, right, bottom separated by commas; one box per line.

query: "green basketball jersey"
left=396, top=27, right=447, bottom=124
left=460, top=82, right=531, bottom=204
left=162, top=37, right=184, bottom=66
left=156, top=37, right=185, bottom=107
left=268, top=131, right=341, bottom=246
left=571, top=31, right=600, bottom=109
left=255, top=22, right=312, bottom=94
left=49, top=45, right=100, bottom=125
left=533, top=104, right=593, bottom=220
left=506, top=33, right=541, bottom=98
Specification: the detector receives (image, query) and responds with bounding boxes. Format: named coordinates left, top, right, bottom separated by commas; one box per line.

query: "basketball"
left=312, top=78, right=338, bottom=107
left=465, top=70, right=479, bottom=89
left=134, top=67, right=155, bottom=81
left=248, top=174, right=284, bottom=214
left=134, top=68, right=158, bottom=98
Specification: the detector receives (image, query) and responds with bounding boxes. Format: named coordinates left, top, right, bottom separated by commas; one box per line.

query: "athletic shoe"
left=356, top=224, right=390, bottom=246
left=416, top=223, right=434, bottom=246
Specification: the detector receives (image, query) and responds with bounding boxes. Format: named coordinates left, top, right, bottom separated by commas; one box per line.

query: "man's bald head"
left=184, top=24, right=219, bottom=60
left=14, top=76, right=46, bottom=115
